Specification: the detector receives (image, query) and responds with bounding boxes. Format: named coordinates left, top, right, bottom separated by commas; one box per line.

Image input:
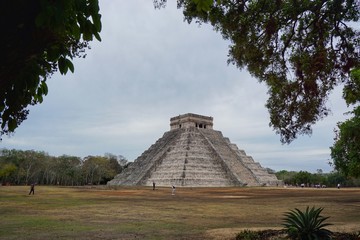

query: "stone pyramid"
left=108, top=113, right=281, bottom=187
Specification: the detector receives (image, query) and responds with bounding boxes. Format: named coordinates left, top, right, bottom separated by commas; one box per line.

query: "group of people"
left=152, top=181, right=176, bottom=195
left=29, top=181, right=178, bottom=195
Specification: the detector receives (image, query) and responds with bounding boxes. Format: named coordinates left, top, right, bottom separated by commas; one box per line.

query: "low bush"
left=235, top=229, right=260, bottom=240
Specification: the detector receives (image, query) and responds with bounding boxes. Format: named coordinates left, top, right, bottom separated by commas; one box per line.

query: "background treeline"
left=274, top=169, right=360, bottom=187
left=0, top=149, right=129, bottom=186
left=1, top=148, right=360, bottom=187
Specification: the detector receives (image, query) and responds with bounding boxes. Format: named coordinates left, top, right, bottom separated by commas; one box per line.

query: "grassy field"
left=0, top=186, right=359, bottom=239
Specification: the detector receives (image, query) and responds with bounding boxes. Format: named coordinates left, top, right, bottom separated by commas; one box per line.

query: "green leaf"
left=35, top=12, right=47, bottom=27
left=58, top=57, right=67, bottom=75
left=41, top=81, right=48, bottom=96
left=72, top=24, right=81, bottom=40
left=93, top=31, right=101, bottom=41
left=65, top=59, right=74, bottom=73
left=46, top=47, right=61, bottom=62
left=82, top=20, right=94, bottom=41
left=91, top=14, right=102, bottom=32
left=35, top=93, right=44, bottom=103
left=8, top=118, right=17, bottom=132
left=193, top=0, right=213, bottom=12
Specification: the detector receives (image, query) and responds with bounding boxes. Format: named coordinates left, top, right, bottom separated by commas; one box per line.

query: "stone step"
left=108, top=121, right=282, bottom=187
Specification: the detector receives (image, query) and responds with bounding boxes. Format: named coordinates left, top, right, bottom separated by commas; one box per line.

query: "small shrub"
left=332, top=231, right=360, bottom=240
left=235, top=229, right=260, bottom=240
left=345, top=231, right=360, bottom=240
left=282, top=206, right=333, bottom=240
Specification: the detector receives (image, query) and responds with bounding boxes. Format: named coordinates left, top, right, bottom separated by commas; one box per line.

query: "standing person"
left=337, top=183, right=341, bottom=189
left=152, top=181, right=156, bottom=190
left=171, top=185, right=176, bottom=195
left=29, top=183, right=35, bottom=195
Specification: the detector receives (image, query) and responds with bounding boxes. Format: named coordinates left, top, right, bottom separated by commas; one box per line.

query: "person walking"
left=29, top=183, right=35, bottom=195
left=152, top=181, right=156, bottom=190
left=171, top=185, right=176, bottom=195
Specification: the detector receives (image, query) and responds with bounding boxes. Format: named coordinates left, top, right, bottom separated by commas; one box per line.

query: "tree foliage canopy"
left=275, top=169, right=360, bottom=187
left=331, top=69, right=360, bottom=177
left=156, top=0, right=360, bottom=143
left=330, top=108, right=360, bottom=177
left=0, top=0, right=101, bottom=138
left=0, top=149, right=127, bottom=185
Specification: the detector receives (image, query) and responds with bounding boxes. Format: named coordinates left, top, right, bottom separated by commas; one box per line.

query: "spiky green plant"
left=282, top=206, right=333, bottom=240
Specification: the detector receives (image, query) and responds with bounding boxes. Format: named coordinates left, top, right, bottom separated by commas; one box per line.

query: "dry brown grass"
left=0, top=186, right=359, bottom=239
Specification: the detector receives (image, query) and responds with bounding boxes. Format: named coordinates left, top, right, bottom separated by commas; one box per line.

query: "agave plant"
left=282, top=206, right=333, bottom=240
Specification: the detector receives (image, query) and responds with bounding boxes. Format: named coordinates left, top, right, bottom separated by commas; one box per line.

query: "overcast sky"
left=1, top=1, right=354, bottom=173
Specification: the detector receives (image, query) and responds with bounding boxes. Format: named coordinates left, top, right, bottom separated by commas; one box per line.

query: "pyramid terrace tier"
left=108, top=126, right=282, bottom=187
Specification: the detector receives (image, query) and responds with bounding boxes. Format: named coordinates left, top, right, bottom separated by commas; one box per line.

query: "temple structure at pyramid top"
left=170, top=113, right=213, bottom=130
left=108, top=113, right=281, bottom=187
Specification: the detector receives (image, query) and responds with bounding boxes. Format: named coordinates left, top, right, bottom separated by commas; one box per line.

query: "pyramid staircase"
left=108, top=116, right=281, bottom=187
